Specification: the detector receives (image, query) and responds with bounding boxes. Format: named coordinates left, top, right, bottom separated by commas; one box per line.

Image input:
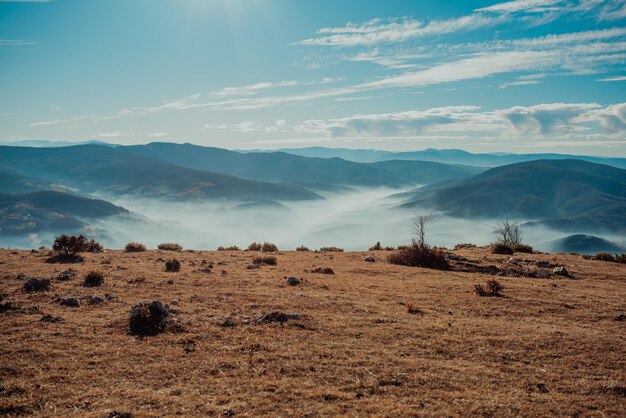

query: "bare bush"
left=491, top=242, right=514, bottom=255
left=387, top=244, right=450, bottom=270
left=512, top=243, right=533, bottom=253
left=369, top=242, right=382, bottom=251
left=474, top=279, right=504, bottom=297
left=83, top=271, right=104, bottom=287
left=296, top=245, right=310, bottom=252
left=319, top=247, right=344, bottom=252
left=493, top=221, right=522, bottom=246
left=594, top=252, right=615, bottom=262
left=165, top=259, right=181, bottom=272
left=247, top=242, right=262, bottom=251
left=125, top=242, right=146, bottom=252
left=252, top=256, right=277, bottom=266
left=158, top=242, right=182, bottom=251
left=261, top=242, right=278, bottom=252
left=217, top=245, right=241, bottom=251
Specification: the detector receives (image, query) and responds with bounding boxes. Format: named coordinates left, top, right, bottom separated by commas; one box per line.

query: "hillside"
left=542, top=234, right=625, bottom=254
left=0, top=248, right=624, bottom=416
left=0, top=145, right=320, bottom=202
left=0, top=190, right=128, bottom=236
left=122, top=142, right=479, bottom=187
left=399, top=159, right=626, bottom=233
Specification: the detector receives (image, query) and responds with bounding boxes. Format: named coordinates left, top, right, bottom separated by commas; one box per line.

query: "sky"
left=1, top=0, right=625, bottom=156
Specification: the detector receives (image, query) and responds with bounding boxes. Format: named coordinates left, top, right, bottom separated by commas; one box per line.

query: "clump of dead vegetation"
left=312, top=267, right=335, bottom=274
left=320, top=247, right=344, bottom=252
left=387, top=214, right=450, bottom=270
left=47, top=234, right=102, bottom=263
left=261, top=242, right=278, bottom=252
left=247, top=242, right=262, bottom=251
left=296, top=245, right=310, bottom=251
left=217, top=245, right=241, bottom=251
left=593, top=252, right=626, bottom=263
left=129, top=300, right=172, bottom=336
left=83, top=271, right=104, bottom=287
left=369, top=242, right=395, bottom=251
left=158, top=242, right=182, bottom=251
left=454, top=243, right=476, bottom=250
left=23, top=278, right=51, bottom=292
left=406, top=303, right=422, bottom=315
left=125, top=242, right=146, bottom=252
left=512, top=243, right=533, bottom=253
left=474, top=279, right=504, bottom=297
left=165, top=259, right=181, bottom=272
left=252, top=256, right=277, bottom=266
left=491, top=242, right=514, bottom=255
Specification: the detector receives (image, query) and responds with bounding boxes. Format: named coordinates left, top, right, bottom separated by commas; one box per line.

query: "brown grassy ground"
left=1, top=248, right=624, bottom=417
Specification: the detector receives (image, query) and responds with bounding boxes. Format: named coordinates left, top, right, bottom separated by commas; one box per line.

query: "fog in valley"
left=11, top=187, right=622, bottom=253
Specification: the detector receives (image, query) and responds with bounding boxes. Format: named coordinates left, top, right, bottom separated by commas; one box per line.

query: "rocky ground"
left=0, top=247, right=624, bottom=417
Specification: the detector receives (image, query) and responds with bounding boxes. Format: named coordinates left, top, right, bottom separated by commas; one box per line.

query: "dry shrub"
left=369, top=242, right=382, bottom=251
left=615, top=254, right=626, bottom=264
left=512, top=243, right=533, bottom=253
left=594, top=252, right=615, bottom=262
left=247, top=242, right=262, bottom=251
left=491, top=243, right=514, bottom=255
left=312, top=267, right=334, bottom=275
left=158, top=242, right=182, bottom=251
left=261, top=242, right=278, bottom=252
left=86, top=239, right=104, bottom=253
left=217, top=246, right=240, bottom=251
left=320, top=247, right=344, bottom=252
left=23, top=278, right=50, bottom=292
left=125, top=242, right=146, bottom=252
left=296, top=245, right=310, bottom=252
left=454, top=243, right=476, bottom=250
left=387, top=244, right=450, bottom=270
left=396, top=245, right=408, bottom=250
left=49, top=234, right=96, bottom=262
left=253, top=256, right=277, bottom=266
left=83, top=271, right=104, bottom=287
left=474, top=279, right=504, bottom=297
left=165, top=259, right=181, bottom=272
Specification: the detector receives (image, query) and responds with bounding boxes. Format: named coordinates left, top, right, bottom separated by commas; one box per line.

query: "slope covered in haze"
left=542, top=234, right=625, bottom=254
left=121, top=142, right=480, bottom=187
left=400, top=159, right=626, bottom=233
left=0, top=190, right=128, bottom=236
left=0, top=145, right=320, bottom=202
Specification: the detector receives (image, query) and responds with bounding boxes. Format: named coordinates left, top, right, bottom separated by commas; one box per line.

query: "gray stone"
left=59, top=297, right=80, bottom=307
left=536, top=268, right=551, bottom=279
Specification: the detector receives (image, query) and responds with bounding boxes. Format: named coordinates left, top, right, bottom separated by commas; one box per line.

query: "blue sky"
left=1, top=0, right=625, bottom=155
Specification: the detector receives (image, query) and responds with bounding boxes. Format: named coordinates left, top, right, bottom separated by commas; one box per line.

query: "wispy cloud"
left=597, top=75, right=626, bottom=81
left=476, top=0, right=563, bottom=14
left=0, top=39, right=35, bottom=46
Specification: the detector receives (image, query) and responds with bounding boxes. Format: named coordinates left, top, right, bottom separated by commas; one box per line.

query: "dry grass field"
left=1, top=247, right=625, bottom=417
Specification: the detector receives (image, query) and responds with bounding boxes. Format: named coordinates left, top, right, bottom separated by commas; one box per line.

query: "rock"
left=56, top=270, right=76, bottom=281
left=286, top=277, right=301, bottom=286
left=312, top=267, right=334, bottom=274
left=105, top=293, right=115, bottom=300
left=536, top=268, right=551, bottom=279
left=129, top=300, right=171, bottom=336
left=88, top=296, right=104, bottom=305
left=255, top=312, right=302, bottom=323
left=614, top=313, right=625, bottom=321
left=445, top=253, right=467, bottom=262
left=198, top=267, right=212, bottom=273
left=364, top=256, right=376, bottom=262
left=0, top=302, right=14, bottom=314
left=103, top=412, right=133, bottom=418
left=83, top=272, right=104, bottom=287
left=40, top=314, right=62, bottom=323
left=58, top=297, right=80, bottom=307
left=553, top=266, right=573, bottom=278
left=220, top=318, right=236, bottom=327
left=23, top=278, right=50, bottom=292
left=171, top=300, right=179, bottom=306
left=166, top=279, right=174, bottom=285
left=246, top=263, right=260, bottom=269
left=535, top=261, right=551, bottom=268
left=16, top=273, right=27, bottom=280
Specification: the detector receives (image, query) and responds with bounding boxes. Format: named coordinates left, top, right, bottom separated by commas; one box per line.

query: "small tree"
left=52, top=234, right=88, bottom=255
left=412, top=213, right=430, bottom=247
left=493, top=221, right=522, bottom=246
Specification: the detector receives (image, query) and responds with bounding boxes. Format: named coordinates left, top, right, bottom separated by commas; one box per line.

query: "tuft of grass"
left=320, top=247, right=344, bottom=252
left=247, top=242, right=262, bottom=251
left=158, top=242, right=182, bottom=251
left=406, top=304, right=422, bottom=315
left=296, top=245, right=310, bottom=252
left=125, top=242, right=146, bottom=252
left=83, top=271, right=104, bottom=287
left=165, top=259, right=181, bottom=272
left=512, top=243, right=533, bottom=253
left=261, top=242, right=278, bottom=252
left=491, top=243, right=514, bottom=255
left=217, top=246, right=241, bottom=251
left=252, top=256, right=277, bottom=266
left=474, top=279, right=504, bottom=297
left=454, top=243, right=476, bottom=250
left=387, top=244, right=450, bottom=270
left=594, top=252, right=615, bottom=262
left=615, top=254, right=626, bottom=264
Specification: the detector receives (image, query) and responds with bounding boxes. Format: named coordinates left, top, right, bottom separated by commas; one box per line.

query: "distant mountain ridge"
left=399, top=159, right=626, bottom=234
left=267, top=146, right=626, bottom=169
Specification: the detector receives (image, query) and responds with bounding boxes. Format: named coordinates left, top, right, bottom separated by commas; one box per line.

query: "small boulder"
left=553, top=266, right=573, bottom=278
left=88, top=296, right=104, bottom=305
left=129, top=300, right=171, bottom=336
left=364, top=256, right=376, bottom=263
left=23, top=278, right=50, bottom=292
left=256, top=312, right=302, bottom=323
left=40, top=314, right=62, bottom=323
left=58, top=297, right=80, bottom=307
left=56, top=270, right=76, bottom=281
left=536, top=268, right=551, bottom=279
left=312, top=267, right=334, bottom=274
left=286, top=276, right=301, bottom=286
left=83, top=272, right=104, bottom=287
left=220, top=317, right=236, bottom=328
left=16, top=273, right=27, bottom=280
left=535, top=261, right=551, bottom=268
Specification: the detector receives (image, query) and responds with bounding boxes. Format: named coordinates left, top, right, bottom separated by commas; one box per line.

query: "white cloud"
left=297, top=15, right=504, bottom=47
left=497, top=103, right=602, bottom=134
left=476, top=0, right=564, bottom=13
left=597, top=75, right=626, bottom=81
left=210, top=81, right=299, bottom=97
